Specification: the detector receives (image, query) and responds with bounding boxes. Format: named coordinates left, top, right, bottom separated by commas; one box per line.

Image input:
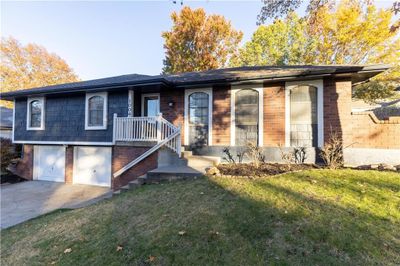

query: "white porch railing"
left=114, top=116, right=158, bottom=142
left=112, top=113, right=181, bottom=178
left=113, top=113, right=181, bottom=155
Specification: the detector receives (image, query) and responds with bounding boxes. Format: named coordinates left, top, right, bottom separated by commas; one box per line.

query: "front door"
left=186, top=90, right=211, bottom=147
left=142, top=94, right=160, bottom=117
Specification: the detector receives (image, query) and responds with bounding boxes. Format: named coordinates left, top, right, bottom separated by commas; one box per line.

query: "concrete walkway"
left=1, top=181, right=111, bottom=229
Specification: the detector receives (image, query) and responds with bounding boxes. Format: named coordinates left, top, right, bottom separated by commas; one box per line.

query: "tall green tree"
left=1, top=37, right=79, bottom=108
left=239, top=0, right=399, bottom=102
left=311, top=0, right=399, bottom=102
left=162, top=7, right=243, bottom=74
left=230, top=13, right=314, bottom=66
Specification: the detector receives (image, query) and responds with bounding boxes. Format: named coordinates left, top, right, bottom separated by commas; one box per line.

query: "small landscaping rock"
left=206, top=167, right=220, bottom=176
left=378, top=164, right=396, bottom=171
left=370, top=164, right=379, bottom=170
left=357, top=165, right=371, bottom=170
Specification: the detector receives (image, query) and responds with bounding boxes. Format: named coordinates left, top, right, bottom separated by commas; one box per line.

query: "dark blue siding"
left=14, top=91, right=128, bottom=142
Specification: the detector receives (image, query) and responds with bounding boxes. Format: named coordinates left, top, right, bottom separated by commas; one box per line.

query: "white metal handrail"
left=113, top=130, right=180, bottom=178
left=112, top=113, right=181, bottom=178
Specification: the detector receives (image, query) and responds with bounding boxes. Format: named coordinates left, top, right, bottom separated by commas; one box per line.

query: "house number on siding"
left=128, top=90, right=134, bottom=117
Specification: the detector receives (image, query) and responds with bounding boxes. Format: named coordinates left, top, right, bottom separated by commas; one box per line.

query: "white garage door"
left=73, top=147, right=111, bottom=187
left=33, top=145, right=66, bottom=182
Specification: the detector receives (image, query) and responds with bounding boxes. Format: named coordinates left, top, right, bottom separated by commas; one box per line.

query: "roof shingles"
left=0, top=64, right=389, bottom=99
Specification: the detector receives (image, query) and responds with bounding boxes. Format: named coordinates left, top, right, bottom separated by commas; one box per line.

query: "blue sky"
left=1, top=1, right=395, bottom=80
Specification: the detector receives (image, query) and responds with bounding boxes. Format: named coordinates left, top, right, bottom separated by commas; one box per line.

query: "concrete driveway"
left=1, top=181, right=112, bottom=229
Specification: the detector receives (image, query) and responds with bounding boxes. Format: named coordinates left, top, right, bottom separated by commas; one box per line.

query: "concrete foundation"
left=190, top=146, right=320, bottom=164
left=344, top=148, right=400, bottom=166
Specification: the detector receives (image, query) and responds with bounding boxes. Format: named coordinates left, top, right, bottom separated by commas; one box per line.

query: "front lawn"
left=1, top=169, right=399, bottom=265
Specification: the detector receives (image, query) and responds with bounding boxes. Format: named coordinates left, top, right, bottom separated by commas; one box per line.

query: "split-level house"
left=1, top=65, right=399, bottom=190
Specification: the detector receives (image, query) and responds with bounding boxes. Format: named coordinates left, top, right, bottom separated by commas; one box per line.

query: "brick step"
left=185, top=155, right=220, bottom=168
left=145, top=166, right=203, bottom=184
left=158, top=148, right=220, bottom=172
left=119, top=176, right=146, bottom=193
left=181, top=150, right=193, bottom=157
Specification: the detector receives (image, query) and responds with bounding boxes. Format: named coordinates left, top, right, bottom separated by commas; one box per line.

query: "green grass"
left=1, top=169, right=400, bottom=265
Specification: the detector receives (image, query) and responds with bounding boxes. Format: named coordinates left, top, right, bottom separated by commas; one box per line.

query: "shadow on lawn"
left=347, top=171, right=400, bottom=192
left=16, top=174, right=398, bottom=265
left=207, top=175, right=400, bottom=265
left=283, top=170, right=400, bottom=202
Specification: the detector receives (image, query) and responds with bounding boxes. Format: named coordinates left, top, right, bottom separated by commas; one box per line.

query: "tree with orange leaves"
left=0, top=37, right=79, bottom=107
left=162, top=7, right=243, bottom=74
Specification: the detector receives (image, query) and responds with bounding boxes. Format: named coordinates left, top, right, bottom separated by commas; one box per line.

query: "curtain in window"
left=189, top=92, right=209, bottom=147
left=235, top=89, right=259, bottom=146
left=30, top=100, right=42, bottom=128
left=88, top=96, right=104, bottom=126
left=290, top=85, right=317, bottom=147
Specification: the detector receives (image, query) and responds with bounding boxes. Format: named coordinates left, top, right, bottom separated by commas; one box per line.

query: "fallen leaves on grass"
left=147, top=255, right=156, bottom=262
left=209, top=230, right=220, bottom=236
left=63, top=248, right=72, bottom=254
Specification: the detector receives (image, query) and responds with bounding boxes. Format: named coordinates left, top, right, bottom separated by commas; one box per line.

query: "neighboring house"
left=0, top=106, right=13, bottom=139
left=1, top=65, right=399, bottom=190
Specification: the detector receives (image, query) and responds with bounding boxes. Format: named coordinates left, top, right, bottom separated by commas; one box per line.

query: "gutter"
left=175, top=74, right=334, bottom=88
left=0, top=78, right=172, bottom=100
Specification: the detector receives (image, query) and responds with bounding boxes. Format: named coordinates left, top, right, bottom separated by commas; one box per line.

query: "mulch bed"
left=217, top=163, right=320, bottom=177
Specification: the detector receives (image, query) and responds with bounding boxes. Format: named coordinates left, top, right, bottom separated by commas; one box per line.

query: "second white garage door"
left=73, top=147, right=112, bottom=187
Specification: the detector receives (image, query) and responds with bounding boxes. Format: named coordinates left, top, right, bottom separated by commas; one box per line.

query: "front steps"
left=117, top=148, right=220, bottom=193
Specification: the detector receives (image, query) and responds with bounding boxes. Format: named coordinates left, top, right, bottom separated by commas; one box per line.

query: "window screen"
left=235, top=89, right=259, bottom=146
left=290, top=85, right=317, bottom=147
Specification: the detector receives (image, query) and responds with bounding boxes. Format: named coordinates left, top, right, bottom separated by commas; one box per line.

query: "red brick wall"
left=323, top=78, right=353, bottom=146
left=263, top=82, right=285, bottom=146
left=14, top=144, right=33, bottom=180
left=211, top=82, right=286, bottom=147
left=323, top=77, right=399, bottom=149
left=160, top=89, right=185, bottom=143
left=159, top=86, right=232, bottom=146
left=112, top=146, right=158, bottom=190
left=349, top=112, right=400, bottom=149
left=65, top=146, right=73, bottom=184
left=213, top=85, right=231, bottom=145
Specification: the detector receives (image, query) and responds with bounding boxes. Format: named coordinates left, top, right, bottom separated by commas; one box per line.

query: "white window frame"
left=184, top=88, right=213, bottom=146
left=85, top=92, right=108, bottom=130
left=230, top=85, right=264, bottom=147
left=27, top=97, right=45, bottom=131
left=141, top=93, right=160, bottom=116
left=285, top=80, right=324, bottom=148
